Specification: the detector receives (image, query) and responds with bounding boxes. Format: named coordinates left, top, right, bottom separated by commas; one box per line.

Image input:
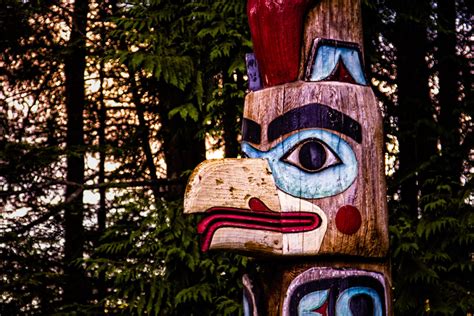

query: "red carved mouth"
left=197, top=198, right=322, bottom=252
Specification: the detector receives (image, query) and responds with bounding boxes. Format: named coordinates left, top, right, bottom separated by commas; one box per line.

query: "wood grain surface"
left=243, top=81, right=389, bottom=258
left=184, top=158, right=281, bottom=213
left=300, top=0, right=364, bottom=79
left=184, top=0, right=393, bottom=312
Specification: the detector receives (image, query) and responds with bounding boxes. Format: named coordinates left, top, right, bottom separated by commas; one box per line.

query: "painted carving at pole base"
left=284, top=268, right=389, bottom=316
left=243, top=266, right=391, bottom=316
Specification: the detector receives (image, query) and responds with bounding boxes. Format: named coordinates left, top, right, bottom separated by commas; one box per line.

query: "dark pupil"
left=349, top=294, right=374, bottom=316
left=299, top=141, right=326, bottom=171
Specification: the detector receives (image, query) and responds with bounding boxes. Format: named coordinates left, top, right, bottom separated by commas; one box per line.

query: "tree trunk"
left=95, top=0, right=108, bottom=303
left=394, top=0, right=436, bottom=213
left=129, top=73, right=163, bottom=201
left=63, top=0, right=89, bottom=305
left=222, top=71, right=243, bottom=158
left=158, top=83, right=206, bottom=199
left=437, top=0, right=462, bottom=179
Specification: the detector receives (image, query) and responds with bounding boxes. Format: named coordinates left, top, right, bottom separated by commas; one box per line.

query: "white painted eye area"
left=282, top=138, right=342, bottom=173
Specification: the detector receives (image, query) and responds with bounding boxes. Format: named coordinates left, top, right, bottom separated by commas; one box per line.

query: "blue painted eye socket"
left=336, top=287, right=383, bottom=316
left=241, top=129, right=358, bottom=199
left=298, top=289, right=329, bottom=316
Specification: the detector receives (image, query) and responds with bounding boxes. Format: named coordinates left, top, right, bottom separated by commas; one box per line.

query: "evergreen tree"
left=1, top=0, right=471, bottom=314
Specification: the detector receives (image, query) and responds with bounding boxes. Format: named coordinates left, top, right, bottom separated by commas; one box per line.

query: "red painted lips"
left=197, top=198, right=322, bottom=252
left=247, top=0, right=314, bottom=87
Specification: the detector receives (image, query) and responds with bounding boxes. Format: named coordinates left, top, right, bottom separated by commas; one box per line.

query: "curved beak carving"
left=184, top=158, right=328, bottom=255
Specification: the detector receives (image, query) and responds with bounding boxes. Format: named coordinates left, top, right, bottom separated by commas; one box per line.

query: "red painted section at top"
left=247, top=0, right=313, bottom=87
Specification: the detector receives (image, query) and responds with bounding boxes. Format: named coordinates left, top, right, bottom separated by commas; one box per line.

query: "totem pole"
left=184, top=0, right=392, bottom=315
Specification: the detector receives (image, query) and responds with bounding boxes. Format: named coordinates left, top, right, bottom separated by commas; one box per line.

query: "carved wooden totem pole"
left=184, top=0, right=392, bottom=315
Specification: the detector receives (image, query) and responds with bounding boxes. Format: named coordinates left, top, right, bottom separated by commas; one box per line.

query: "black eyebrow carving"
left=267, top=103, right=362, bottom=143
left=242, top=118, right=261, bottom=144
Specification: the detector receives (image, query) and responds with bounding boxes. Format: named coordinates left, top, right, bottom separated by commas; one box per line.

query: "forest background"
left=0, top=0, right=472, bottom=315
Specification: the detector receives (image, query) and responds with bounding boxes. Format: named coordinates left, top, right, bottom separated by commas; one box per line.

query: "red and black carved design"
left=197, top=198, right=322, bottom=252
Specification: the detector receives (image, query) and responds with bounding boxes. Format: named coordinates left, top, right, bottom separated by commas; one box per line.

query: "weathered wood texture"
left=243, top=81, right=389, bottom=258
left=183, top=0, right=392, bottom=313
left=184, top=159, right=280, bottom=213
left=184, top=81, right=388, bottom=257
left=185, top=0, right=388, bottom=257
left=185, top=159, right=329, bottom=255
left=247, top=0, right=364, bottom=86
left=245, top=261, right=392, bottom=316
left=300, top=0, right=364, bottom=78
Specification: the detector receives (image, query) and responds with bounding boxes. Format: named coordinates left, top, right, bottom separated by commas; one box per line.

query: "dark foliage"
left=0, top=0, right=472, bottom=315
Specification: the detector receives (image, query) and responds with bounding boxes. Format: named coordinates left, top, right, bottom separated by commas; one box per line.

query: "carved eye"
left=241, top=129, right=358, bottom=199
left=336, top=287, right=383, bottom=316
left=281, top=138, right=341, bottom=173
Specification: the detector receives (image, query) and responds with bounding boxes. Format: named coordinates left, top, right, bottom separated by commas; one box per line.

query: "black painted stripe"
left=267, top=103, right=362, bottom=143
left=242, top=118, right=261, bottom=144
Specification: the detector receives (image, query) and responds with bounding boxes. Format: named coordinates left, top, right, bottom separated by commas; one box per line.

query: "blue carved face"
left=242, top=129, right=357, bottom=199
left=184, top=35, right=387, bottom=256
left=242, top=102, right=361, bottom=200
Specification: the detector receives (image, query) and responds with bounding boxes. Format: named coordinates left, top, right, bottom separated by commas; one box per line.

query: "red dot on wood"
left=335, top=205, right=362, bottom=235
